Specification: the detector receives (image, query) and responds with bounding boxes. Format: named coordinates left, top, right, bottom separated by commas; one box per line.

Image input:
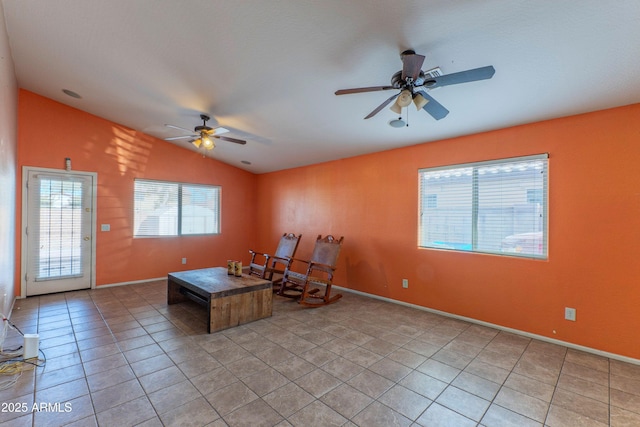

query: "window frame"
left=418, top=154, right=548, bottom=259
left=133, top=178, right=221, bottom=238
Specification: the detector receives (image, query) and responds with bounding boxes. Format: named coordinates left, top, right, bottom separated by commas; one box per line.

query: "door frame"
left=20, top=166, right=98, bottom=298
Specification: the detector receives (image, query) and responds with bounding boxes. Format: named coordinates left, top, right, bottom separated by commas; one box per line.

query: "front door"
left=24, top=169, right=95, bottom=296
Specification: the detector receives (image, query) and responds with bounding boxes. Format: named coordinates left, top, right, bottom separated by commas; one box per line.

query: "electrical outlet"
left=564, top=307, right=576, bottom=321
left=402, top=279, right=409, bottom=289
left=182, top=258, right=187, bottom=265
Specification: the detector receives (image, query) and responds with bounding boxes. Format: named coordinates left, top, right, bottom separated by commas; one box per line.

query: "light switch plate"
left=565, top=307, right=576, bottom=321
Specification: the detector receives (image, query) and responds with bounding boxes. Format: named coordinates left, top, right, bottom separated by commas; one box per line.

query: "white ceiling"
left=3, top=0, right=640, bottom=173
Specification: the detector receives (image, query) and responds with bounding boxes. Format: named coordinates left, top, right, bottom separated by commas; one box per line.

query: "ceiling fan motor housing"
left=195, top=114, right=213, bottom=132
left=391, top=70, right=426, bottom=90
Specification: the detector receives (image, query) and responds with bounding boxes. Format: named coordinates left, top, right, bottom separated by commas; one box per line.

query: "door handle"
left=84, top=236, right=91, bottom=241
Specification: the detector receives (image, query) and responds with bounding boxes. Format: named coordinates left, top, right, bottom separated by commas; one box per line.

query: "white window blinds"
left=27, top=174, right=90, bottom=280
left=419, top=154, right=548, bottom=259
left=134, top=179, right=220, bottom=237
left=181, top=184, right=221, bottom=235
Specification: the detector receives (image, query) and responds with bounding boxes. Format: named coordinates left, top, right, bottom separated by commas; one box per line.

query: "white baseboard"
left=333, top=285, right=640, bottom=367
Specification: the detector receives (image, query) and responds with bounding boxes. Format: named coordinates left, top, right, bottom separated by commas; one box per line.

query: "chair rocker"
left=278, top=235, right=344, bottom=307
left=248, top=233, right=301, bottom=292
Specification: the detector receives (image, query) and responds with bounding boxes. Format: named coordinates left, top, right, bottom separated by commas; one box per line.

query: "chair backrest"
left=274, top=233, right=302, bottom=259
left=310, top=235, right=344, bottom=268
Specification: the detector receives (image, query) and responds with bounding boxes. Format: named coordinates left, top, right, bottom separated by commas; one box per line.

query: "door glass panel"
left=35, top=178, right=84, bottom=280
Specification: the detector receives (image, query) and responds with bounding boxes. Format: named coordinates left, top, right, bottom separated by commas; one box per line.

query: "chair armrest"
left=248, top=250, right=271, bottom=266
left=282, top=257, right=310, bottom=275
left=285, top=259, right=335, bottom=276
left=270, top=255, right=291, bottom=264
left=287, top=257, right=310, bottom=265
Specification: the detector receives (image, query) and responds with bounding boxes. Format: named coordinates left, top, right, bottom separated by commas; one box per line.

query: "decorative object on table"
left=234, top=261, right=243, bottom=277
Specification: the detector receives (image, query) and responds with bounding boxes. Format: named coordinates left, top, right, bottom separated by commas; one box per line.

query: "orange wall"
left=15, top=90, right=257, bottom=290
left=256, top=103, right=640, bottom=359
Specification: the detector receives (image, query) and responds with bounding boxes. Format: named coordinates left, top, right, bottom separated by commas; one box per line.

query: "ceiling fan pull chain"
left=406, top=103, right=409, bottom=127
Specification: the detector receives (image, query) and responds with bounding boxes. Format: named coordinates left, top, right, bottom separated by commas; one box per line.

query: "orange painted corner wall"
left=15, top=90, right=258, bottom=291
left=255, top=103, right=640, bottom=359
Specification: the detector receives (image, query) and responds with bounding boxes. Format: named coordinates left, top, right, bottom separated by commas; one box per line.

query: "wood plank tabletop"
left=168, top=267, right=271, bottom=299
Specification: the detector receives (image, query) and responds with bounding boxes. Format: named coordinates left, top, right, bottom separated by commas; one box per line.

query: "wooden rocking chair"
left=278, top=235, right=344, bottom=307
left=248, top=233, right=301, bottom=292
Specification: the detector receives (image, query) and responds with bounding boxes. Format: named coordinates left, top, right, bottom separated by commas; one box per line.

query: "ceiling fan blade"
left=364, top=92, right=400, bottom=119
left=335, top=86, right=395, bottom=95
left=424, top=66, right=495, bottom=89
left=415, top=90, right=449, bottom=120
left=402, top=53, right=426, bottom=81
left=215, top=135, right=247, bottom=145
left=204, top=127, right=230, bottom=135
left=165, top=124, right=194, bottom=133
left=165, top=135, right=197, bottom=141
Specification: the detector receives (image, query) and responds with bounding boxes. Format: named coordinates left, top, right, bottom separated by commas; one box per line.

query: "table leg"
left=167, top=278, right=186, bottom=304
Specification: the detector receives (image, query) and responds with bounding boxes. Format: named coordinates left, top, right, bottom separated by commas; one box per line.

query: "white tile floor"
left=1, top=280, right=640, bottom=426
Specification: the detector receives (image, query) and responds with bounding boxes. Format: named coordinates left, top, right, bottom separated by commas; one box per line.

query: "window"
left=418, top=154, right=548, bottom=259
left=134, top=179, right=220, bottom=237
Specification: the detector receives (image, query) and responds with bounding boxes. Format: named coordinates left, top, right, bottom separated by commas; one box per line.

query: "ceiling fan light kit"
left=192, top=135, right=215, bottom=149
left=390, top=90, right=413, bottom=114
left=335, top=49, right=495, bottom=121
left=201, top=136, right=215, bottom=149
left=164, top=114, right=247, bottom=151
left=412, top=93, right=429, bottom=110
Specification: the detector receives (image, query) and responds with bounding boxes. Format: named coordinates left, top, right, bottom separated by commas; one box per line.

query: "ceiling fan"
left=164, top=114, right=246, bottom=150
left=335, top=50, right=495, bottom=121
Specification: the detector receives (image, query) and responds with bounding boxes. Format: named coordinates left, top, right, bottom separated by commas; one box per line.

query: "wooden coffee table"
left=167, top=267, right=272, bottom=333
